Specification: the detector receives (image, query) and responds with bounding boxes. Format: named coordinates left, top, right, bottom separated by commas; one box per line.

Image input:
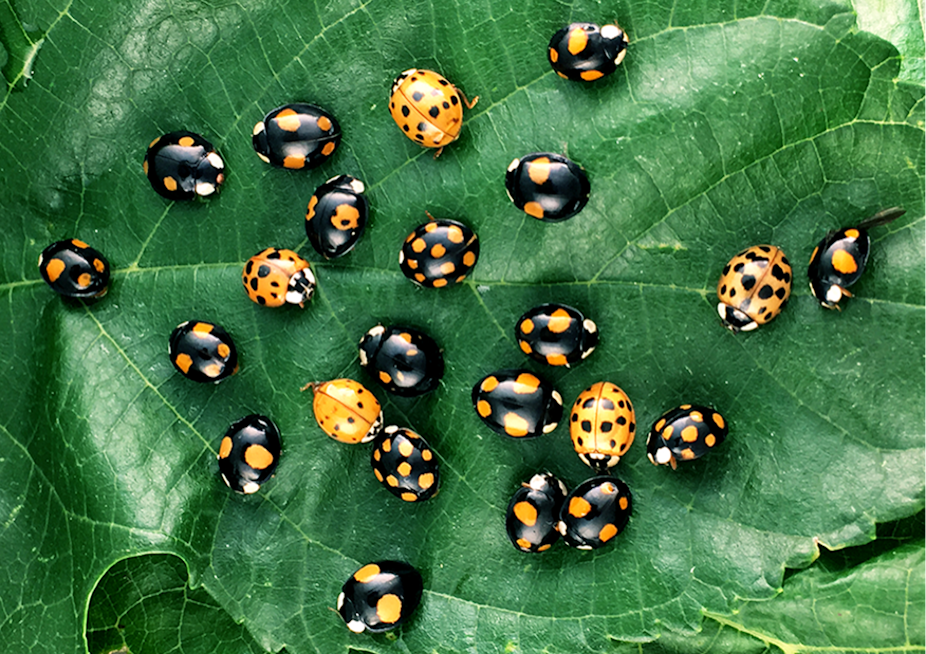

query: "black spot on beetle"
left=775, top=287, right=787, bottom=299
left=581, top=420, right=592, bottom=432
left=600, top=422, right=613, bottom=433
left=429, top=106, right=440, bottom=118
left=600, top=399, right=615, bottom=411
left=583, top=398, right=596, bottom=409
left=412, top=91, right=424, bottom=101
left=617, top=416, right=627, bottom=425
left=401, top=105, right=410, bottom=117
left=771, top=264, right=788, bottom=280
left=740, top=275, right=756, bottom=291
left=451, top=95, right=459, bottom=105
left=257, top=265, right=271, bottom=277
left=417, top=122, right=427, bottom=132
left=249, top=278, right=259, bottom=290
left=758, top=285, right=774, bottom=299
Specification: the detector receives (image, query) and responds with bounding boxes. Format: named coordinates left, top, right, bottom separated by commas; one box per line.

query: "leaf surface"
left=0, top=0, right=923, bottom=653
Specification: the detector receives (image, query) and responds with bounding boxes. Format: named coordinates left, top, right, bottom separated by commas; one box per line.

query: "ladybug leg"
left=300, top=382, right=318, bottom=393
left=669, top=456, right=677, bottom=471
left=456, top=88, right=479, bottom=109
left=432, top=146, right=444, bottom=159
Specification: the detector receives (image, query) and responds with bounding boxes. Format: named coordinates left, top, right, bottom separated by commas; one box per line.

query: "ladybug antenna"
left=857, top=207, right=905, bottom=230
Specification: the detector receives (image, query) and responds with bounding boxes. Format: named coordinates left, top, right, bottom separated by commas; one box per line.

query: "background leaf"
left=0, top=0, right=923, bottom=653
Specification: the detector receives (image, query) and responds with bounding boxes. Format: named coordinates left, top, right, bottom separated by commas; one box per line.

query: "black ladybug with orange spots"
left=359, top=324, right=444, bottom=397
left=645, top=404, right=728, bottom=469
left=217, top=414, right=281, bottom=494
left=398, top=217, right=479, bottom=288
left=252, top=103, right=341, bottom=170
left=505, top=152, right=590, bottom=221
left=168, top=320, right=239, bottom=383
left=515, top=303, right=598, bottom=366
left=557, top=475, right=632, bottom=549
left=548, top=22, right=628, bottom=82
left=472, top=369, right=563, bottom=438
left=808, top=207, right=905, bottom=309
left=505, top=472, right=568, bottom=553
left=305, top=175, right=369, bottom=259
left=144, top=131, right=225, bottom=200
left=370, top=426, right=440, bottom=502
left=38, top=239, right=111, bottom=299
left=338, top=560, right=423, bottom=633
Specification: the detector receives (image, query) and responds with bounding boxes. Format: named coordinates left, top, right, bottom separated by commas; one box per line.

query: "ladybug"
left=359, top=324, right=444, bottom=397
left=217, top=414, right=281, bottom=494
left=505, top=152, right=590, bottom=221
left=646, top=404, right=728, bottom=470
left=38, top=239, right=111, bottom=299
left=305, top=175, right=369, bottom=259
left=505, top=472, right=568, bottom=553
left=717, top=245, right=793, bottom=332
left=241, top=247, right=315, bottom=308
left=472, top=369, right=563, bottom=438
left=389, top=68, right=477, bottom=155
left=168, top=320, right=239, bottom=383
left=569, top=381, right=635, bottom=472
left=557, top=475, right=632, bottom=549
left=304, top=378, right=383, bottom=444
left=337, top=560, right=423, bottom=633
left=370, top=426, right=440, bottom=502
left=399, top=217, right=480, bottom=288
left=515, top=303, right=598, bottom=366
left=808, top=207, right=905, bottom=309
left=252, top=103, right=341, bottom=169
left=143, top=131, right=225, bottom=200
left=548, top=22, right=628, bottom=82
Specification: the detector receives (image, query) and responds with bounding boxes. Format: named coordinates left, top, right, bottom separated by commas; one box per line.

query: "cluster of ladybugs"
left=471, top=303, right=729, bottom=552
left=34, top=17, right=905, bottom=636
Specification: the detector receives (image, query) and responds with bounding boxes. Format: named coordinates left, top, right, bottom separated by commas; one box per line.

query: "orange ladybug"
left=569, top=381, right=635, bottom=472
left=242, top=247, right=315, bottom=308
left=716, top=245, right=792, bottom=331
left=304, top=378, right=383, bottom=444
left=388, top=68, right=477, bottom=155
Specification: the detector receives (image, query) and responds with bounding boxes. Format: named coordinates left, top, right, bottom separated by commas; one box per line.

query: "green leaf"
left=0, top=0, right=923, bottom=653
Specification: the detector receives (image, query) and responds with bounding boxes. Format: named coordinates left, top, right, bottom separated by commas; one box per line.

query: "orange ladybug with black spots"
left=570, top=381, right=635, bottom=472
left=548, top=22, right=628, bottom=82
left=472, top=369, right=563, bottom=438
left=217, top=414, right=281, bottom=494
left=398, top=216, right=479, bottom=288
left=338, top=560, right=423, bottom=633
left=252, top=103, right=341, bottom=169
left=168, top=320, right=239, bottom=384
left=645, top=404, right=728, bottom=469
left=144, top=131, right=225, bottom=200
left=505, top=152, right=590, bottom=221
left=515, top=302, right=598, bottom=366
left=557, top=475, right=632, bottom=549
left=242, top=247, right=315, bottom=308
left=808, top=207, right=905, bottom=309
left=370, top=426, right=440, bottom=502
left=304, top=378, right=383, bottom=444
left=717, top=244, right=792, bottom=332
left=389, top=68, right=477, bottom=154
left=38, top=239, right=110, bottom=299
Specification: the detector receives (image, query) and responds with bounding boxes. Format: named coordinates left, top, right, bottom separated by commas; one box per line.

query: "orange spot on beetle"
left=513, top=501, right=538, bottom=526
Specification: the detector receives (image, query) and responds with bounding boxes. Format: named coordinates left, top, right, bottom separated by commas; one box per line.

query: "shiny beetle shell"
left=252, top=103, right=341, bottom=169
left=717, top=245, right=793, bottom=332
left=359, top=324, right=444, bottom=396
left=557, top=475, right=632, bottom=549
left=217, top=414, right=281, bottom=494
left=548, top=22, right=629, bottom=81
left=38, top=239, right=111, bottom=299
left=472, top=369, right=563, bottom=438
left=168, top=320, right=239, bottom=383
left=337, top=560, right=423, bottom=633
left=569, top=381, right=635, bottom=472
left=646, top=404, right=728, bottom=469
left=505, top=472, right=569, bottom=553
left=399, top=217, right=480, bottom=288
left=389, top=68, right=474, bottom=151
left=143, top=131, right=225, bottom=200
left=305, top=175, right=369, bottom=259
left=308, top=378, right=383, bottom=444
left=515, top=303, right=598, bottom=366
left=808, top=207, right=905, bottom=309
left=370, top=426, right=440, bottom=502
left=505, top=152, right=590, bottom=222
left=242, top=247, right=316, bottom=308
